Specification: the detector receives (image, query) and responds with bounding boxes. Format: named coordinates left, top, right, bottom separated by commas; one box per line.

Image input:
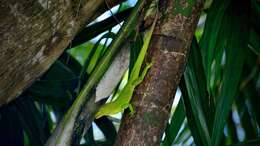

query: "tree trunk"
left=0, top=0, right=124, bottom=105
left=115, top=0, right=203, bottom=145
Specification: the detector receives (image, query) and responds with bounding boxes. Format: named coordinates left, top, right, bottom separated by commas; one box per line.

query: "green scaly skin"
left=95, top=14, right=157, bottom=119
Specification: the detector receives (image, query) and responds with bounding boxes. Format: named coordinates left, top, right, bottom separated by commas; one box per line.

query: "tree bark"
left=0, top=0, right=124, bottom=105
left=115, top=0, right=203, bottom=145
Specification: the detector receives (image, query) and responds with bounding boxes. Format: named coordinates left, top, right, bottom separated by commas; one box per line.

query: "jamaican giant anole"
left=95, top=13, right=157, bottom=119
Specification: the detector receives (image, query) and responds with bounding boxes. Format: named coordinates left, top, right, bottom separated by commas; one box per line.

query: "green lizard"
left=95, top=15, right=157, bottom=119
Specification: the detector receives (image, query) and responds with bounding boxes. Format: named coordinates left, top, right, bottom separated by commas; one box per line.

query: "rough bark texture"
left=0, top=0, right=124, bottom=105
left=114, top=0, right=203, bottom=146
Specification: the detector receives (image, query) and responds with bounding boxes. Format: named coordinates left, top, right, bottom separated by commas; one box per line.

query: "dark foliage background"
left=0, top=0, right=259, bottom=146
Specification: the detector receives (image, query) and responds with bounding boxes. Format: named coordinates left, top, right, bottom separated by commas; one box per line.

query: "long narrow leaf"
left=161, top=99, right=186, bottom=146
left=199, top=0, right=231, bottom=93
left=191, top=38, right=214, bottom=130
left=180, top=78, right=211, bottom=146
left=94, top=117, right=117, bottom=145
left=211, top=1, right=249, bottom=145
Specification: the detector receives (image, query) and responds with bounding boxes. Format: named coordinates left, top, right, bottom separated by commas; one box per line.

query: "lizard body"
left=95, top=15, right=156, bottom=119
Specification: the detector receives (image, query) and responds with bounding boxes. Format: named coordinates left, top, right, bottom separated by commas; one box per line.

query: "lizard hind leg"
left=128, top=104, right=135, bottom=116
left=121, top=103, right=135, bottom=116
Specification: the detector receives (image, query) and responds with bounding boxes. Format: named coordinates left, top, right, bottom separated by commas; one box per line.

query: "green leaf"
left=180, top=37, right=212, bottom=146
left=181, top=68, right=211, bottom=146
left=70, top=8, right=132, bottom=48
left=26, top=61, right=78, bottom=107
left=249, top=29, right=260, bottom=56
left=199, top=0, right=231, bottom=93
left=14, top=98, right=50, bottom=146
left=94, top=117, right=117, bottom=145
left=84, top=126, right=96, bottom=146
left=85, top=32, right=116, bottom=74
left=225, top=114, right=239, bottom=145
left=242, top=85, right=260, bottom=134
left=191, top=38, right=215, bottom=130
left=161, top=99, right=185, bottom=146
left=59, top=52, right=82, bottom=75
left=211, top=1, right=249, bottom=145
left=68, top=42, right=96, bottom=66
left=251, top=0, right=260, bottom=32
left=235, top=95, right=257, bottom=139
left=72, top=32, right=117, bottom=97
left=173, top=122, right=191, bottom=145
